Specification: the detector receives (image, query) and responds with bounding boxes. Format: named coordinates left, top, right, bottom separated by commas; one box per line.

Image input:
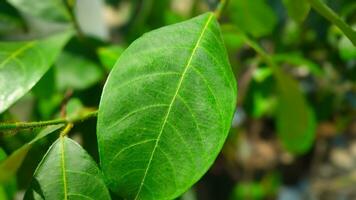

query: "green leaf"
left=0, top=31, right=71, bottom=114
left=55, top=51, right=104, bottom=90
left=272, top=53, right=323, bottom=76
left=97, top=45, right=125, bottom=71
left=228, top=0, right=277, bottom=37
left=282, top=0, right=310, bottom=23
left=274, top=69, right=316, bottom=154
left=97, top=13, right=237, bottom=199
left=7, top=0, right=70, bottom=22
left=24, top=137, right=111, bottom=200
left=0, top=124, right=64, bottom=183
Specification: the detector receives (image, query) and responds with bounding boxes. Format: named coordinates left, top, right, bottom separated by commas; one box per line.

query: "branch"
left=0, top=110, right=98, bottom=131
left=308, top=0, right=356, bottom=46
left=214, top=0, right=228, bottom=19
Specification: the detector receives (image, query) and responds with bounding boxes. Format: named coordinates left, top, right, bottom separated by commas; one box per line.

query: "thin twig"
left=63, top=0, right=85, bottom=40
left=214, top=0, right=228, bottom=19
left=308, top=0, right=356, bottom=46
left=0, top=110, right=98, bottom=131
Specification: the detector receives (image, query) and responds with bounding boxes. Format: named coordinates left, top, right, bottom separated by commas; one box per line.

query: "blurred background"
left=0, top=0, right=355, bottom=199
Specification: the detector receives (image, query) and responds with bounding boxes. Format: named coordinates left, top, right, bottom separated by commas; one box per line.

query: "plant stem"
left=60, top=123, right=74, bottom=137
left=0, top=110, right=98, bottom=131
left=214, top=0, right=228, bottom=19
left=308, top=0, right=356, bottom=46
left=63, top=0, right=84, bottom=40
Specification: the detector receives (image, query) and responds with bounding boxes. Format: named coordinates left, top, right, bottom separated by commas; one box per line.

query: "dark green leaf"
left=55, top=51, right=104, bottom=90
left=24, top=137, right=111, bottom=200
left=97, top=13, right=237, bottom=199
left=282, top=0, right=310, bottom=23
left=7, top=0, right=70, bottom=22
left=228, top=0, right=277, bottom=37
left=0, top=31, right=71, bottom=114
left=0, top=125, right=64, bottom=183
left=274, top=69, right=316, bottom=154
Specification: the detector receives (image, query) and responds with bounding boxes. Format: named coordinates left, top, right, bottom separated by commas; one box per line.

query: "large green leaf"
left=228, top=0, right=277, bottom=37
left=0, top=32, right=71, bottom=113
left=274, top=69, right=316, bottom=154
left=97, top=13, right=237, bottom=199
left=282, top=0, right=310, bottom=23
left=24, top=137, right=111, bottom=200
left=0, top=125, right=64, bottom=183
left=7, top=0, right=70, bottom=22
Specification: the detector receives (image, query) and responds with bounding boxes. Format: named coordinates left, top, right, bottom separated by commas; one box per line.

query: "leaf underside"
left=98, top=12, right=237, bottom=200
left=24, top=137, right=111, bottom=200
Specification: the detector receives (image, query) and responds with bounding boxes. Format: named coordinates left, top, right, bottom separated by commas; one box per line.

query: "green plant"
left=0, top=0, right=355, bottom=199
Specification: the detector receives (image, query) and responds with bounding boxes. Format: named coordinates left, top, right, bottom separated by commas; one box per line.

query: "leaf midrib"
left=133, top=13, right=214, bottom=200
left=60, top=136, right=68, bottom=200
left=0, top=42, right=35, bottom=69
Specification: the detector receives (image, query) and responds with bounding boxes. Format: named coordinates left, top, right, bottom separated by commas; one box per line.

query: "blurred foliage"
left=0, top=0, right=355, bottom=199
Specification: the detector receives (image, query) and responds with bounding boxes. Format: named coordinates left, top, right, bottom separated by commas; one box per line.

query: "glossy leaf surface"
left=24, top=137, right=111, bottom=200
left=98, top=13, right=237, bottom=199
left=0, top=32, right=71, bottom=113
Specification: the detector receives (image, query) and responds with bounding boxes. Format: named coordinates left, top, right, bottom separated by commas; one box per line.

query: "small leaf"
left=97, top=45, right=125, bottom=71
left=55, top=51, right=104, bottom=90
left=98, top=13, right=237, bottom=199
left=0, top=31, right=71, bottom=114
left=7, top=0, right=70, bottom=22
left=274, top=69, right=316, bottom=154
left=228, top=0, right=277, bottom=37
left=24, top=137, right=111, bottom=200
left=283, top=0, right=310, bottom=23
left=0, top=125, right=64, bottom=183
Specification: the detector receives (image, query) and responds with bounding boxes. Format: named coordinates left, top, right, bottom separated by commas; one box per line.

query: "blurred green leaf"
left=31, top=67, right=56, bottom=100
left=0, top=31, right=72, bottom=114
left=272, top=53, right=323, bottom=76
left=65, top=98, right=84, bottom=121
left=282, top=0, right=310, bottom=23
left=7, top=0, right=70, bottom=22
left=221, top=25, right=245, bottom=51
left=274, top=69, right=316, bottom=154
left=338, top=34, right=356, bottom=61
left=97, top=45, right=125, bottom=71
left=0, top=125, right=64, bottom=183
left=55, top=51, right=104, bottom=90
left=228, top=0, right=277, bottom=37
left=24, top=137, right=111, bottom=200
left=0, top=2, right=25, bottom=37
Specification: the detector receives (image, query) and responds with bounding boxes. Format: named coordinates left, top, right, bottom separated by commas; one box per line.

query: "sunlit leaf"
left=0, top=125, right=64, bottom=183
left=24, top=137, right=111, bottom=200
left=0, top=31, right=71, bottom=114
left=98, top=13, right=237, bottom=199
